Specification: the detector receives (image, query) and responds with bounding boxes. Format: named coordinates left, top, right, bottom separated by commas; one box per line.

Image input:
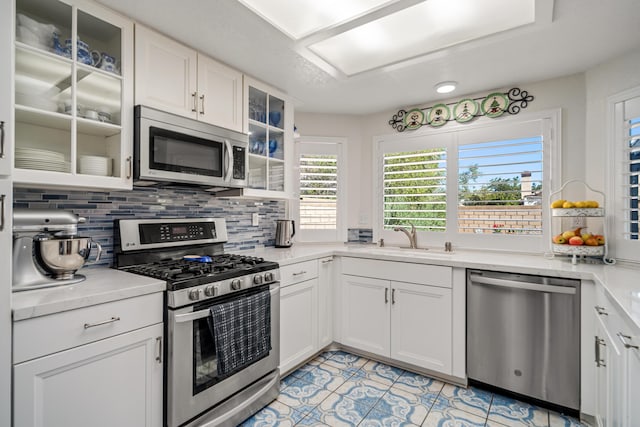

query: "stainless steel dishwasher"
left=466, top=269, right=580, bottom=411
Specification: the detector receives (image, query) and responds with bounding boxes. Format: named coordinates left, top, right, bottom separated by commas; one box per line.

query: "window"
left=610, top=89, right=640, bottom=262
left=295, top=138, right=346, bottom=242
left=374, top=111, right=558, bottom=252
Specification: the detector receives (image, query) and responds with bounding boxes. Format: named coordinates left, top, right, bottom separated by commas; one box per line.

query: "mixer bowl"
left=34, top=236, right=101, bottom=280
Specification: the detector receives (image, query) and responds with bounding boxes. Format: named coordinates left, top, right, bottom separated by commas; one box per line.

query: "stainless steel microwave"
left=134, top=105, right=248, bottom=189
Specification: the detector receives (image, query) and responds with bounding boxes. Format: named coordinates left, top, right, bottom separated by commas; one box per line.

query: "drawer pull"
left=156, top=336, right=163, bottom=363
left=595, top=336, right=606, bottom=367
left=84, top=316, right=121, bottom=329
left=292, top=271, right=307, bottom=276
left=321, top=259, right=333, bottom=264
left=0, top=121, right=5, bottom=158
left=0, top=194, right=5, bottom=231
left=595, top=305, right=608, bottom=316
left=617, top=333, right=639, bottom=350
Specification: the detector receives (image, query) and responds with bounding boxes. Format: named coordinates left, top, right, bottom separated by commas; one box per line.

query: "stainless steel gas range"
left=114, top=217, right=280, bottom=427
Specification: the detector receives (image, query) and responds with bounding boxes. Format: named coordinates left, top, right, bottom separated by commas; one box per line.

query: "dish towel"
left=209, top=289, right=271, bottom=377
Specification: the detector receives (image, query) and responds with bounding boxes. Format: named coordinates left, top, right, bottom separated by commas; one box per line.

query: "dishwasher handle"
left=469, top=273, right=576, bottom=295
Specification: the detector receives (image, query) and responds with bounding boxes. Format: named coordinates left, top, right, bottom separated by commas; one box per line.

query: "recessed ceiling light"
left=435, top=81, right=457, bottom=94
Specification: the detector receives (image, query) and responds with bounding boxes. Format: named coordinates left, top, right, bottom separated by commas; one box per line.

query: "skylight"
left=240, top=0, right=539, bottom=77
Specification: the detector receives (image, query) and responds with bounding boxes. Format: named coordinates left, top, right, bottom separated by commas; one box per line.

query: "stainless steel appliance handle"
left=469, top=274, right=576, bottom=295
left=84, top=316, right=121, bottom=329
left=174, top=287, right=279, bottom=323
left=0, top=194, right=5, bottom=231
left=224, top=139, right=232, bottom=182
left=617, top=332, right=639, bottom=350
left=0, top=121, right=5, bottom=158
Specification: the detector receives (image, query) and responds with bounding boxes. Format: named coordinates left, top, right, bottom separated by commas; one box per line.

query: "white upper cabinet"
left=134, top=25, right=197, bottom=118
left=243, top=76, right=293, bottom=199
left=134, top=25, right=243, bottom=133
left=13, top=0, right=133, bottom=190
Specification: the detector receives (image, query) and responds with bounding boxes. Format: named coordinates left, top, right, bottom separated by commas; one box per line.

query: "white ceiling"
left=98, top=0, right=640, bottom=114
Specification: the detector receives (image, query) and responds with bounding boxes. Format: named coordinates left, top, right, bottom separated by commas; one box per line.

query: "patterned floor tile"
left=299, top=362, right=352, bottom=391
left=422, top=405, right=487, bottom=427
left=357, top=360, right=405, bottom=386
left=488, top=395, right=549, bottom=426
left=289, top=363, right=318, bottom=380
left=324, top=351, right=368, bottom=370
left=282, top=374, right=303, bottom=389
left=372, top=385, right=437, bottom=425
left=240, top=400, right=305, bottom=427
left=549, top=411, right=589, bottom=427
left=307, top=393, right=373, bottom=427
left=295, top=413, right=333, bottom=426
left=358, top=406, right=420, bottom=427
left=437, top=383, right=493, bottom=418
left=276, top=377, right=332, bottom=415
left=308, top=351, right=337, bottom=366
left=334, top=376, right=389, bottom=410
left=393, top=370, right=445, bottom=395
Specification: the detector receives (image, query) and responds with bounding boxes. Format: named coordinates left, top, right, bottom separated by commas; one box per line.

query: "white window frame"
left=373, top=109, right=561, bottom=253
left=294, top=136, right=347, bottom=242
left=607, top=86, right=640, bottom=263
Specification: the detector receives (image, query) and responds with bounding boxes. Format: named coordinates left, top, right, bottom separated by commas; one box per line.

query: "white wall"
left=297, top=73, right=588, bottom=229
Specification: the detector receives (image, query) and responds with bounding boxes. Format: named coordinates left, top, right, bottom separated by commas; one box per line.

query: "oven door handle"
left=174, top=286, right=279, bottom=324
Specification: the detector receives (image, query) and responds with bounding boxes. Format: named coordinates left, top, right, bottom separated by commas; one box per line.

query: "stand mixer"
left=12, top=208, right=102, bottom=291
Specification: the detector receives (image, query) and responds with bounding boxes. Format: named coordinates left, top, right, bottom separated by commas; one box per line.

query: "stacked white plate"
left=15, top=147, right=69, bottom=172
left=79, top=155, right=112, bottom=176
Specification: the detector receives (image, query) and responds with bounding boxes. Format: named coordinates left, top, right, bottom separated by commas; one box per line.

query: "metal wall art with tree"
left=389, top=88, right=534, bottom=132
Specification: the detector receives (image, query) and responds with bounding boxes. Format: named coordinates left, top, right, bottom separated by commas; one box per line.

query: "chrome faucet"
left=393, top=223, right=418, bottom=249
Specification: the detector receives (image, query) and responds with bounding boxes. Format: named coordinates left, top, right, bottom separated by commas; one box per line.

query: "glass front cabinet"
left=13, top=0, right=133, bottom=189
left=243, top=77, right=293, bottom=199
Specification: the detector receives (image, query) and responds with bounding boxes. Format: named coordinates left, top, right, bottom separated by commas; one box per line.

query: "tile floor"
left=240, top=350, right=589, bottom=427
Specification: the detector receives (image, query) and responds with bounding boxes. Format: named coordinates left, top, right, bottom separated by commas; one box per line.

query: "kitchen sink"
left=348, top=245, right=455, bottom=257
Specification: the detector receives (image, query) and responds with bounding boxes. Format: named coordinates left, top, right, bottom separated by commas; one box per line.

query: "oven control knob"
left=264, top=272, right=274, bottom=282
left=188, top=289, right=202, bottom=301
left=231, top=279, right=242, bottom=290
left=253, top=275, right=263, bottom=285
left=204, top=285, right=216, bottom=297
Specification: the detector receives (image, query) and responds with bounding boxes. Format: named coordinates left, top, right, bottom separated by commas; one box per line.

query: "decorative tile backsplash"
left=348, top=228, right=373, bottom=243
left=13, top=186, right=286, bottom=267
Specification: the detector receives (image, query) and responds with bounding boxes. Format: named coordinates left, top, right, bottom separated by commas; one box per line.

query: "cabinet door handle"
left=292, top=271, right=307, bottom=276
left=191, top=92, right=198, bottom=112
left=156, top=336, right=163, bottom=363
left=126, top=156, right=132, bottom=179
left=199, top=94, right=205, bottom=115
left=392, top=288, right=396, bottom=304
left=84, top=316, right=121, bottom=329
left=0, top=194, right=5, bottom=232
left=384, top=288, right=388, bottom=304
left=0, top=121, right=5, bottom=159
left=595, top=336, right=606, bottom=367
left=617, top=332, right=639, bottom=350
left=595, top=305, right=608, bottom=316
left=321, top=259, right=333, bottom=264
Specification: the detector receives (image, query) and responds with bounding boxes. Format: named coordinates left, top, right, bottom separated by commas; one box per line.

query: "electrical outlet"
left=252, top=213, right=259, bottom=226
left=572, top=217, right=586, bottom=228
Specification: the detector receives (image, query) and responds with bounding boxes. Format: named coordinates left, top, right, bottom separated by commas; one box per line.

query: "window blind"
left=299, top=154, right=338, bottom=230
left=624, top=116, right=640, bottom=240
left=383, top=148, right=447, bottom=231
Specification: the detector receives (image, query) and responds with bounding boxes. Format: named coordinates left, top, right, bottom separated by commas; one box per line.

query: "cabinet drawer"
left=342, top=257, right=451, bottom=288
left=280, top=260, right=319, bottom=287
left=14, top=292, right=163, bottom=363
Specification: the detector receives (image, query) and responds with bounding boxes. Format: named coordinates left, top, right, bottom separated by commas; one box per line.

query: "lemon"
left=551, top=199, right=566, bottom=208
left=562, top=201, right=575, bottom=209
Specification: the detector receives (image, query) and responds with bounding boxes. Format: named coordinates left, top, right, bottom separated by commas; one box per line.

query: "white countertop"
left=12, top=268, right=165, bottom=321
left=253, top=243, right=640, bottom=333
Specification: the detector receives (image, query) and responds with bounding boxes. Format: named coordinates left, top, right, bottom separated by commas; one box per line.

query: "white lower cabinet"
left=339, top=257, right=453, bottom=376
left=13, top=292, right=164, bottom=427
left=317, top=256, right=334, bottom=348
left=14, top=323, right=163, bottom=427
left=593, top=285, right=640, bottom=427
left=280, top=278, right=318, bottom=374
left=390, top=281, right=452, bottom=373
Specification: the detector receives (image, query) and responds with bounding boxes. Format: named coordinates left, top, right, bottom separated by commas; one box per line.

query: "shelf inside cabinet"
left=15, top=106, right=71, bottom=130
left=77, top=117, right=121, bottom=137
